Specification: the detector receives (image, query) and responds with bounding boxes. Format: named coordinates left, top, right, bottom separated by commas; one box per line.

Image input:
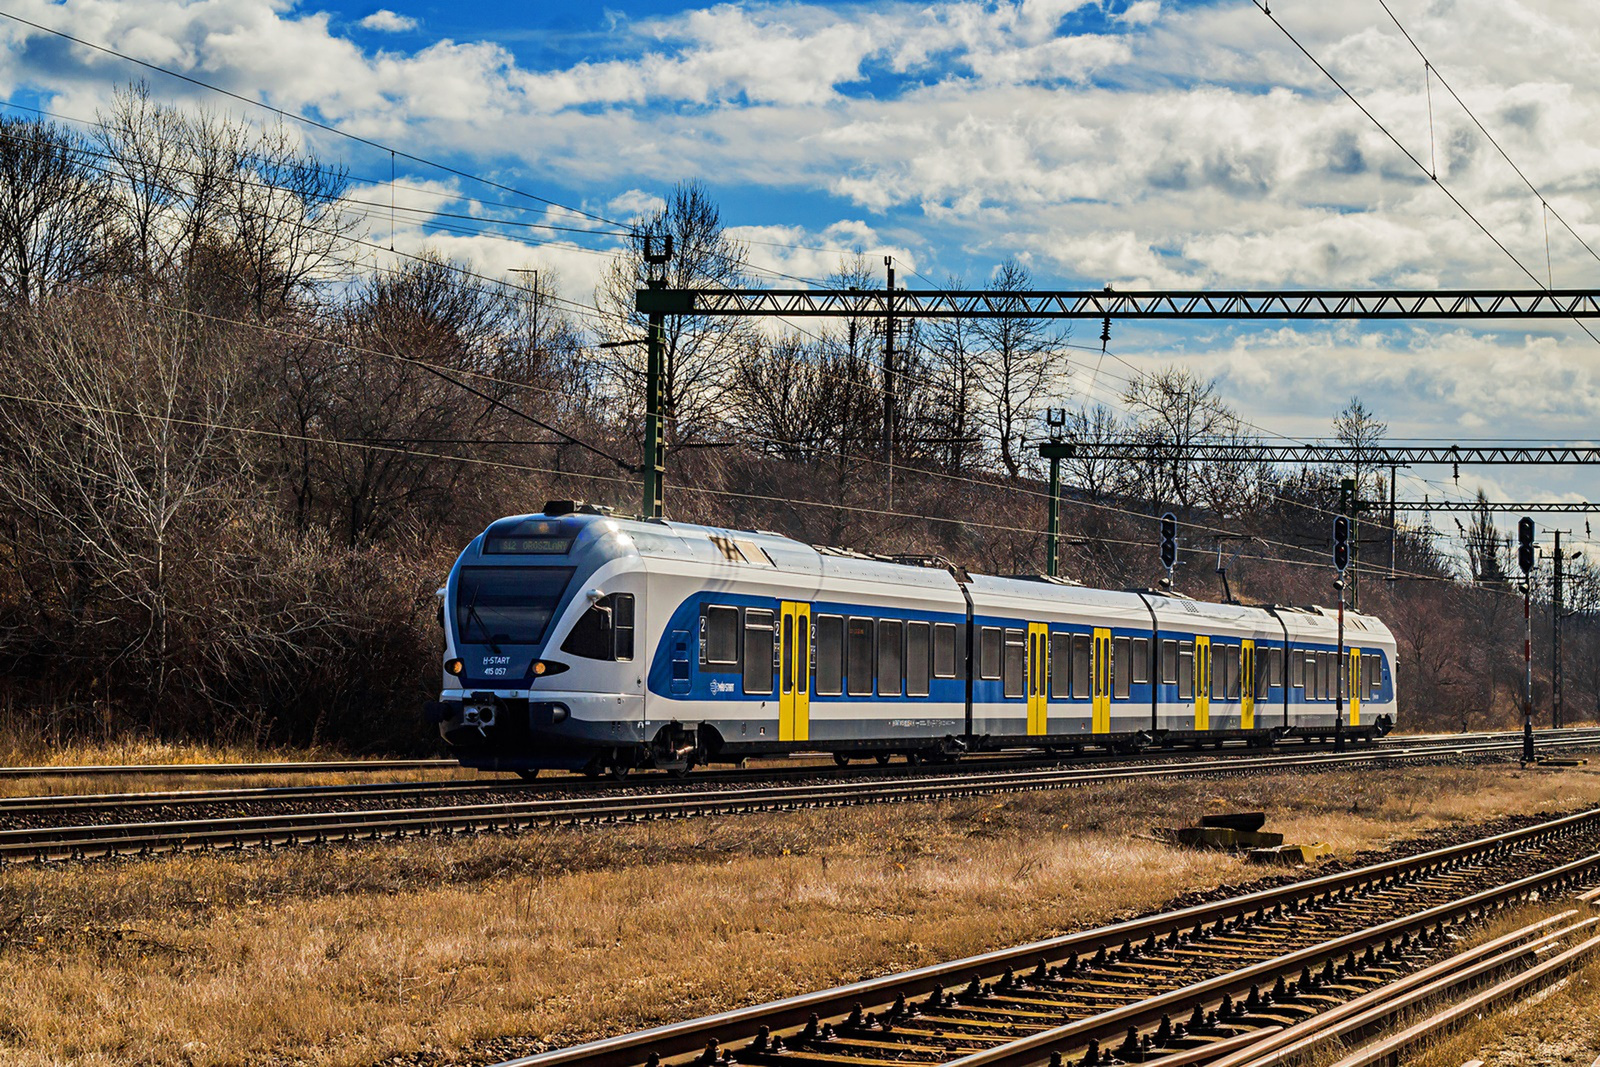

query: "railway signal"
left=1518, top=517, right=1536, bottom=575
left=1333, top=516, right=1350, bottom=573
left=1160, top=512, right=1177, bottom=584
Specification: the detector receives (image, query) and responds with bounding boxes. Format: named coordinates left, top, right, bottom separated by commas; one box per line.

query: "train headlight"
left=532, top=661, right=547, bottom=676
left=446, top=658, right=464, bottom=676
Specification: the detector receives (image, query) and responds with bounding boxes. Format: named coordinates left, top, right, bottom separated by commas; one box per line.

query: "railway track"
left=2, top=728, right=1595, bottom=824
left=2, top=726, right=1593, bottom=781
left=490, top=807, right=1600, bottom=1067
left=3, top=731, right=1597, bottom=863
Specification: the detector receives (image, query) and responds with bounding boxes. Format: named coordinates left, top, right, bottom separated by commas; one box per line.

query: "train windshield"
left=455, top=567, right=574, bottom=645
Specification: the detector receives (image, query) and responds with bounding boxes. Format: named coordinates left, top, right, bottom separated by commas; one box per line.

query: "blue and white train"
left=425, top=503, right=1398, bottom=777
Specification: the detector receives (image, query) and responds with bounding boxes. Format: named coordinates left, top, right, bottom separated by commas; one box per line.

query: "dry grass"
left=0, top=763, right=1597, bottom=1066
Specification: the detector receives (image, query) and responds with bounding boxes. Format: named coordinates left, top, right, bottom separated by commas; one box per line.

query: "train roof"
left=472, top=505, right=1389, bottom=636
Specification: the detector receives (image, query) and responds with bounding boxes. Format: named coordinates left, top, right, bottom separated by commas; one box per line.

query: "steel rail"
left=0, top=757, right=457, bottom=779
left=491, top=807, right=1600, bottom=1067
left=3, top=735, right=1595, bottom=862
left=1324, top=932, right=1600, bottom=1067
left=1211, top=911, right=1599, bottom=1067
left=5, top=728, right=1593, bottom=815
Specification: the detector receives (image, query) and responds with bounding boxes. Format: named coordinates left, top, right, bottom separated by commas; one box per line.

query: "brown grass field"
left=1, top=762, right=1599, bottom=1066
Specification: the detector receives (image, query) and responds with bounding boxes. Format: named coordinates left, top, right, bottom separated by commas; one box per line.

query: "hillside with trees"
left=1, top=91, right=1594, bottom=753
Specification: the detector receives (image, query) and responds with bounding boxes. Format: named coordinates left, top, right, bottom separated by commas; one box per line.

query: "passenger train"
left=424, top=502, right=1398, bottom=777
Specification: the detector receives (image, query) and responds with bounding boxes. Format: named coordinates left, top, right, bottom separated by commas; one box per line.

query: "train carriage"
left=426, top=504, right=1398, bottom=777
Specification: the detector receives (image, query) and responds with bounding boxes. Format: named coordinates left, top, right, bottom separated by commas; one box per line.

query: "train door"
left=1027, top=623, right=1048, bottom=736
left=1241, top=640, right=1255, bottom=730
left=1194, top=635, right=1211, bottom=731
left=1092, top=628, right=1111, bottom=734
left=779, top=602, right=811, bottom=742
left=1348, top=647, right=1361, bottom=728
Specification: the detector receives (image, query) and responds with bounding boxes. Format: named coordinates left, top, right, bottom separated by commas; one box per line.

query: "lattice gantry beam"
left=636, top=287, right=1600, bottom=319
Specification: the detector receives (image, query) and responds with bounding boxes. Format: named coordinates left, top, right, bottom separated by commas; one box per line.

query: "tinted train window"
left=1291, top=650, right=1304, bottom=689
left=1072, top=635, right=1092, bottom=698
left=743, top=609, right=775, bottom=695
left=1269, top=647, right=1283, bottom=688
left=1131, top=638, right=1150, bottom=684
left=703, top=606, right=740, bottom=668
left=562, top=592, right=635, bottom=661
left=933, top=623, right=958, bottom=678
left=1050, top=633, right=1071, bottom=698
left=906, top=623, right=931, bottom=697
left=1370, top=654, right=1383, bottom=698
left=1162, top=640, right=1178, bottom=685
left=1257, top=649, right=1271, bottom=698
left=1113, top=637, right=1131, bottom=699
left=878, top=620, right=904, bottom=697
left=1226, top=646, right=1242, bottom=701
left=846, top=617, right=874, bottom=696
left=979, top=627, right=1002, bottom=680
left=1210, top=645, right=1222, bottom=700
left=815, top=615, right=844, bottom=696
left=1003, top=629, right=1025, bottom=698
left=1178, top=641, right=1194, bottom=699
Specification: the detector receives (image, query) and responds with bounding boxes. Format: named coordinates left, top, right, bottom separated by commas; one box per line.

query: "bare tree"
left=1330, top=396, right=1388, bottom=502
left=596, top=181, right=755, bottom=447
left=1122, top=366, right=1250, bottom=512
left=0, top=117, right=110, bottom=308
left=972, top=259, right=1068, bottom=478
left=1456, top=490, right=1510, bottom=587
left=1061, top=403, right=1128, bottom=502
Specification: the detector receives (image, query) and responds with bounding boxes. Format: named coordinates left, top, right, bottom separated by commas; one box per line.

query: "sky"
left=1, top=0, right=1598, bottom=544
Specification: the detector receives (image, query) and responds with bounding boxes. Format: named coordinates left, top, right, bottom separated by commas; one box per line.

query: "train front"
left=423, top=505, right=645, bottom=777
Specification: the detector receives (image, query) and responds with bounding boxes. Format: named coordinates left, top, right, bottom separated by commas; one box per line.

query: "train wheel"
left=834, top=753, right=851, bottom=767
left=516, top=769, right=540, bottom=781
left=875, top=753, right=892, bottom=766
left=609, top=763, right=630, bottom=782
left=906, top=752, right=923, bottom=766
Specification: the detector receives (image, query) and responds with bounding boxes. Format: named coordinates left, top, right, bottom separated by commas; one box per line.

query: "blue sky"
left=2, top=0, right=1598, bottom=536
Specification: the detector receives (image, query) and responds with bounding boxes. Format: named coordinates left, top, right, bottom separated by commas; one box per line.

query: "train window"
left=906, top=622, right=931, bottom=697
left=703, top=606, right=740, bottom=668
left=1161, top=640, right=1178, bottom=685
left=1178, top=641, right=1194, bottom=699
left=933, top=623, right=958, bottom=678
left=979, top=627, right=1002, bottom=680
left=743, top=609, right=775, bottom=695
left=1256, top=649, right=1271, bottom=699
left=1225, top=646, right=1241, bottom=701
left=1269, top=647, right=1283, bottom=689
left=1290, top=650, right=1304, bottom=689
left=1072, top=635, right=1092, bottom=698
left=815, top=615, right=844, bottom=696
left=562, top=592, right=635, bottom=661
left=1324, top=652, right=1336, bottom=700
left=1316, top=652, right=1329, bottom=700
left=614, top=594, right=635, bottom=661
left=1210, top=645, right=1222, bottom=700
left=878, top=620, right=904, bottom=697
left=1131, top=638, right=1150, bottom=684
left=1113, top=637, right=1131, bottom=698
left=846, top=618, right=874, bottom=696
left=1372, top=655, right=1384, bottom=698
left=1050, top=633, right=1071, bottom=698
left=782, top=616, right=794, bottom=693
left=1003, top=629, right=1026, bottom=698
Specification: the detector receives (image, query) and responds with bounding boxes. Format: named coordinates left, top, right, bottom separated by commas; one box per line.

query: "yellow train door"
left=1348, top=647, right=1361, bottom=728
left=1195, top=635, right=1211, bottom=731
left=779, top=602, right=811, bottom=742
left=1027, top=623, right=1048, bottom=736
left=1241, top=640, right=1255, bottom=730
left=1092, top=627, right=1111, bottom=734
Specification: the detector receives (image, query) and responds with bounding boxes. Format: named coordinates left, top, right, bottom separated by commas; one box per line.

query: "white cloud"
left=359, top=10, right=417, bottom=33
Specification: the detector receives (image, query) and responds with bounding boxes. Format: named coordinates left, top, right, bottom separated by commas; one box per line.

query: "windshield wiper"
left=462, top=584, right=502, bottom=655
